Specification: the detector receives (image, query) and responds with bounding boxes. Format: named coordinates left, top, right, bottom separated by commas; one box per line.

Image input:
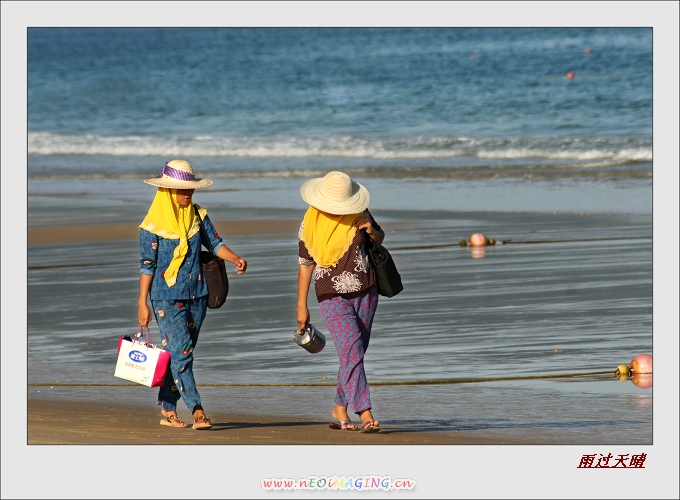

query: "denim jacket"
left=140, top=212, right=225, bottom=301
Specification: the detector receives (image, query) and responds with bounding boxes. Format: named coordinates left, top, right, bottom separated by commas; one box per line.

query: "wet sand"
left=27, top=373, right=654, bottom=445
left=27, top=219, right=303, bottom=245
left=28, top=398, right=510, bottom=445
left=26, top=213, right=654, bottom=446
left=27, top=217, right=494, bottom=446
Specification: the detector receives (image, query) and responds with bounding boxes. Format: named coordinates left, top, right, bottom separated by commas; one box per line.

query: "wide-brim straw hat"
left=300, top=171, right=370, bottom=215
left=143, top=160, right=213, bottom=189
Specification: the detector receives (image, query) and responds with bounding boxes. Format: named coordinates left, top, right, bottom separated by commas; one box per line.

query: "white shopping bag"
left=114, top=327, right=170, bottom=387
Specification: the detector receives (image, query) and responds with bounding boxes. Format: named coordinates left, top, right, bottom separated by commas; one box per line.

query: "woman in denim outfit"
left=296, top=171, right=384, bottom=433
left=137, top=160, right=247, bottom=429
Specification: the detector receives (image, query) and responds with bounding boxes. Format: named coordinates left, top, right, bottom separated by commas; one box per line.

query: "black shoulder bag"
left=195, top=205, right=229, bottom=309
left=364, top=234, right=403, bottom=298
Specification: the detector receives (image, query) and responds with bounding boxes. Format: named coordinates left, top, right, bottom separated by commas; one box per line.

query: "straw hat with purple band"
left=144, top=160, right=213, bottom=189
left=300, top=171, right=370, bottom=215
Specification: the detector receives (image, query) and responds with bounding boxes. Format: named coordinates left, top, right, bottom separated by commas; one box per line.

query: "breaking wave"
left=28, top=132, right=652, bottom=164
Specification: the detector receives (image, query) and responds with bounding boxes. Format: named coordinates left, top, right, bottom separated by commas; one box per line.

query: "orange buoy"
left=585, top=47, right=592, bottom=54
left=566, top=71, right=575, bottom=79
left=469, top=233, right=488, bottom=247
left=470, top=54, right=476, bottom=60
left=630, top=353, right=652, bottom=374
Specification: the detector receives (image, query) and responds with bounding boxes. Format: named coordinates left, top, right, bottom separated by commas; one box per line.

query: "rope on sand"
left=28, top=370, right=614, bottom=387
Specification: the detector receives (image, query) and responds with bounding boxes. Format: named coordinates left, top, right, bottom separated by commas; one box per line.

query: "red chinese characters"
left=577, top=453, right=647, bottom=468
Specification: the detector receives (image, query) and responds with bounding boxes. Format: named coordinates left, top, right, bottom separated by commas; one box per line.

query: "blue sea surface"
left=28, top=27, right=652, bottom=215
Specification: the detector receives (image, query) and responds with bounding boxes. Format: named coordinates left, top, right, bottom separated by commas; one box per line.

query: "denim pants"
left=152, top=297, right=207, bottom=413
left=318, top=285, right=379, bottom=414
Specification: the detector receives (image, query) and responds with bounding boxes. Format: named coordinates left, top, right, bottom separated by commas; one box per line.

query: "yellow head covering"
left=300, top=206, right=363, bottom=268
left=139, top=188, right=205, bottom=287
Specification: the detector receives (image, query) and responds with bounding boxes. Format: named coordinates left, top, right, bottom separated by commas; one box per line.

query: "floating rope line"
left=501, top=237, right=652, bottom=245
left=29, top=238, right=651, bottom=268
left=390, top=236, right=651, bottom=251
left=370, top=371, right=614, bottom=386
left=28, top=370, right=614, bottom=388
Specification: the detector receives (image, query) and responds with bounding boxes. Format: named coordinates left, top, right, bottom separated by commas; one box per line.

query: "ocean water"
left=27, top=29, right=653, bottom=415
left=28, top=27, right=652, bottom=215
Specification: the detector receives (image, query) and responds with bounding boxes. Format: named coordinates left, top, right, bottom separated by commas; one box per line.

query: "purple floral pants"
left=318, top=285, right=379, bottom=414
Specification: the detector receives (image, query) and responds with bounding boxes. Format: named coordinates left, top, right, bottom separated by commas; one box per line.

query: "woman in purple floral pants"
left=297, top=171, right=384, bottom=433
left=318, top=285, right=379, bottom=414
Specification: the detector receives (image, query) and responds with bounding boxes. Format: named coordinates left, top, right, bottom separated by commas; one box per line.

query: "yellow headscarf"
left=300, top=206, right=363, bottom=268
left=139, top=188, right=205, bottom=287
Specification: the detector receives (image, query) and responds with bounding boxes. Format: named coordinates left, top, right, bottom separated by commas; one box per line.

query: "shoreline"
left=27, top=219, right=303, bottom=245
left=26, top=211, right=652, bottom=246
left=27, top=218, right=418, bottom=245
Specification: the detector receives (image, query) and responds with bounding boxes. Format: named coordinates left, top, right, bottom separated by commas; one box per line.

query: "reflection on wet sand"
left=631, top=375, right=652, bottom=389
left=471, top=246, right=486, bottom=259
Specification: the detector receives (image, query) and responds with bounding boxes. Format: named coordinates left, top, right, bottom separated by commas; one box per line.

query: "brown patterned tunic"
left=298, top=209, right=382, bottom=303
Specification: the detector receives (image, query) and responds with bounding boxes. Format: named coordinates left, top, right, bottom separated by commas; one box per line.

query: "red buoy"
left=630, top=353, right=652, bottom=374
left=566, top=71, right=575, bottom=79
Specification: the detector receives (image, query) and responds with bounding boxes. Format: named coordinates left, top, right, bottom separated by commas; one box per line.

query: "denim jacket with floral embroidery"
left=140, top=213, right=225, bottom=301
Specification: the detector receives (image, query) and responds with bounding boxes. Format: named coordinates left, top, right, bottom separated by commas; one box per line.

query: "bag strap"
left=195, top=204, right=215, bottom=254
left=135, top=326, right=154, bottom=348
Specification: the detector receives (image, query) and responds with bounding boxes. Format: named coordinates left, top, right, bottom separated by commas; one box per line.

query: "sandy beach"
left=28, top=398, right=512, bottom=445
left=27, top=219, right=303, bottom=245
left=29, top=216, right=489, bottom=446
left=26, top=211, right=655, bottom=447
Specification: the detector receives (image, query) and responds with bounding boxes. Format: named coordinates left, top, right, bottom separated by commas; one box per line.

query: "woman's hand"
left=354, top=216, right=374, bottom=234
left=233, top=258, right=247, bottom=274
left=216, top=246, right=247, bottom=274
left=297, top=264, right=315, bottom=332
left=297, top=304, right=310, bottom=332
left=354, top=216, right=385, bottom=245
left=137, top=274, right=153, bottom=327
left=138, top=302, right=152, bottom=327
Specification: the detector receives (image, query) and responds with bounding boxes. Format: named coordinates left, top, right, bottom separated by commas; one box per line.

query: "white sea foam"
left=477, top=148, right=652, bottom=162
left=28, top=132, right=652, bottom=164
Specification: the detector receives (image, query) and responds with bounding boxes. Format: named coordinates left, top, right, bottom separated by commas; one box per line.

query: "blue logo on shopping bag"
left=129, top=350, right=148, bottom=363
